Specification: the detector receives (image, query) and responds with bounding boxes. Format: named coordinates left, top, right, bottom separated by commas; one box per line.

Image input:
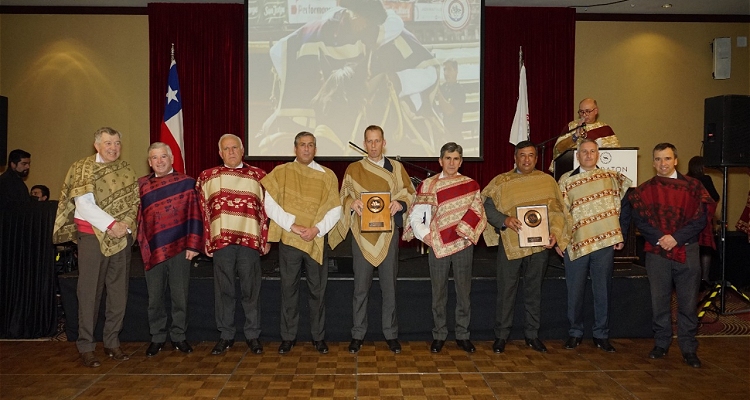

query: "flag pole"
left=518, top=46, right=523, bottom=71
left=170, top=43, right=175, bottom=62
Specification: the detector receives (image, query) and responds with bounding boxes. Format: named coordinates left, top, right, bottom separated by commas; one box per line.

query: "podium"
left=552, top=147, right=640, bottom=263
left=553, top=147, right=639, bottom=185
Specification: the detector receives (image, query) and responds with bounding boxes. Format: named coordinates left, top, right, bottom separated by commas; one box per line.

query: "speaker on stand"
left=700, top=95, right=750, bottom=316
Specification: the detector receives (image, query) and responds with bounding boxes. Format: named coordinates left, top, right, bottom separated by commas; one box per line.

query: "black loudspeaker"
left=703, top=95, right=750, bottom=167
left=0, top=96, right=7, bottom=167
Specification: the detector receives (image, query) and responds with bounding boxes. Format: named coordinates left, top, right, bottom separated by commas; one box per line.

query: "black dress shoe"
left=492, top=338, right=506, bottom=353
left=456, top=339, right=476, bottom=353
left=247, top=338, right=263, bottom=354
left=171, top=340, right=193, bottom=354
left=348, top=339, right=364, bottom=353
left=278, top=340, right=296, bottom=354
left=430, top=340, right=445, bottom=353
left=593, top=338, right=616, bottom=353
left=386, top=339, right=401, bottom=354
left=683, top=353, right=702, bottom=368
left=211, top=339, right=234, bottom=355
left=564, top=336, right=582, bottom=350
left=312, top=340, right=329, bottom=354
left=648, top=346, right=668, bottom=359
left=525, top=337, right=548, bottom=353
left=146, top=342, right=165, bottom=357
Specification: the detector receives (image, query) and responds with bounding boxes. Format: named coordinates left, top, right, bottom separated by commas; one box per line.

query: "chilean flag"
left=159, top=59, right=185, bottom=173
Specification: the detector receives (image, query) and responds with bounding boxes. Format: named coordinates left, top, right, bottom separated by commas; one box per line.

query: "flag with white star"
left=159, top=59, right=185, bottom=173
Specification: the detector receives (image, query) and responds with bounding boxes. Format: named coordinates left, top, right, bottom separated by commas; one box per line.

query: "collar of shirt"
left=368, top=157, right=385, bottom=168
left=295, top=159, right=323, bottom=172
left=224, top=163, right=244, bottom=169
left=439, top=171, right=461, bottom=179
left=95, top=153, right=104, bottom=163
left=667, top=170, right=678, bottom=179
left=154, top=169, right=174, bottom=178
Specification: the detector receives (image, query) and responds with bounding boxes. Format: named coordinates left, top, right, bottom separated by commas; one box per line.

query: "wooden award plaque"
left=516, top=205, right=550, bottom=248
left=361, top=192, right=392, bottom=232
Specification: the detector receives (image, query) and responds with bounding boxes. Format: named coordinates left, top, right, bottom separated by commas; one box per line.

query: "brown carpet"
left=696, top=286, right=750, bottom=336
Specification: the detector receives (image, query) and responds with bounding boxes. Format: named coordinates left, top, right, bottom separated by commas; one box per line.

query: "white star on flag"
left=166, top=86, right=179, bottom=104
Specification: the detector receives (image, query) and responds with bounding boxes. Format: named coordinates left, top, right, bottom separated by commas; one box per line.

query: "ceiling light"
left=662, top=3, right=673, bottom=8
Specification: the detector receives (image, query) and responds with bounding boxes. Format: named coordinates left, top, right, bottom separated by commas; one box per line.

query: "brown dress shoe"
left=81, top=351, right=101, bottom=368
left=104, top=347, right=130, bottom=361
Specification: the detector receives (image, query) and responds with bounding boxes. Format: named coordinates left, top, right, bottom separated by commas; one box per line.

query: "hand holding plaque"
left=361, top=192, right=392, bottom=232
left=516, top=205, right=550, bottom=247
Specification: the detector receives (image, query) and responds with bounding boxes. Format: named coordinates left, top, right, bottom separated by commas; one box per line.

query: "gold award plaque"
left=361, top=192, right=392, bottom=232
left=516, top=205, right=549, bottom=248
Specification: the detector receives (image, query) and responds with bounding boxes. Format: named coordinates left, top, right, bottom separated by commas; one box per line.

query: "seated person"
left=31, top=184, right=50, bottom=201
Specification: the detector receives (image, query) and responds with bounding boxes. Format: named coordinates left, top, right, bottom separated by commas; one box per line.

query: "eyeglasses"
left=578, top=108, right=597, bottom=116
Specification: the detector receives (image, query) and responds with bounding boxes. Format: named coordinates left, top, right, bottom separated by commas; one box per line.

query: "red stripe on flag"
left=160, top=121, right=185, bottom=173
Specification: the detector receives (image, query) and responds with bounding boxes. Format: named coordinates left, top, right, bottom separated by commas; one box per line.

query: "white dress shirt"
left=264, top=159, right=342, bottom=237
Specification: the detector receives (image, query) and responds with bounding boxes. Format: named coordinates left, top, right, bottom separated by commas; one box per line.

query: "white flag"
left=509, top=64, right=529, bottom=145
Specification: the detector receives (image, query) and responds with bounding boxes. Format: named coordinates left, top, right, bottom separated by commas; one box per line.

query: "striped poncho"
left=136, top=171, right=203, bottom=271
left=195, top=164, right=269, bottom=257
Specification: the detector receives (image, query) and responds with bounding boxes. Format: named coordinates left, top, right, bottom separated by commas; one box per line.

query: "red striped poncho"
left=195, top=164, right=269, bottom=256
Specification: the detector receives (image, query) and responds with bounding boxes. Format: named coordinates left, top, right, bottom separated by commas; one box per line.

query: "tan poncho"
left=53, top=155, right=139, bottom=256
left=481, top=170, right=567, bottom=260
left=329, top=158, right=415, bottom=266
left=558, top=168, right=632, bottom=260
left=261, top=162, right=340, bottom=264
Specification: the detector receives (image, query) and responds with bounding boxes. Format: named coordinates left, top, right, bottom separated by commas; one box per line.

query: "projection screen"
left=247, top=0, right=483, bottom=159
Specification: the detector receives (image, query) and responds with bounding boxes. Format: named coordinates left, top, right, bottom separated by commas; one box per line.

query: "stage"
left=58, top=235, right=654, bottom=343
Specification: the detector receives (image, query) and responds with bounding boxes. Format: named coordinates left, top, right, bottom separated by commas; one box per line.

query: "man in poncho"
left=482, top=140, right=567, bottom=354
left=329, top=125, right=414, bottom=354
left=261, top=132, right=341, bottom=355
left=551, top=98, right=619, bottom=172
left=136, top=142, right=203, bottom=357
left=630, top=142, right=716, bottom=368
left=196, top=134, right=269, bottom=356
left=53, top=127, right=139, bottom=368
left=556, top=139, right=632, bottom=353
left=403, top=142, right=486, bottom=353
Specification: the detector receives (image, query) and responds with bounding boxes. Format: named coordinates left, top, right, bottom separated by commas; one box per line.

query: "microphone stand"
left=535, top=123, right=583, bottom=171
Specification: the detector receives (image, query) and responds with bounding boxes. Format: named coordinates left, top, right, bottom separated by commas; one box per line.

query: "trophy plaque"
left=361, top=192, right=391, bottom=232
left=516, top=205, right=550, bottom=247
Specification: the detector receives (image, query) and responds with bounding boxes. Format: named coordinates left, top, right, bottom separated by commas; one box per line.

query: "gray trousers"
left=76, top=233, right=131, bottom=353
left=494, top=238, right=548, bottom=340
left=429, top=245, right=473, bottom=340
left=351, top=233, right=399, bottom=340
left=145, top=250, right=191, bottom=342
left=212, top=244, right=262, bottom=341
left=646, top=243, right=700, bottom=354
left=564, top=246, right=614, bottom=339
left=279, top=242, right=328, bottom=341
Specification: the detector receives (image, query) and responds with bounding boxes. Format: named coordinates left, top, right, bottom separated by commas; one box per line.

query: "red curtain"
left=148, top=5, right=575, bottom=186
left=148, top=3, right=246, bottom=178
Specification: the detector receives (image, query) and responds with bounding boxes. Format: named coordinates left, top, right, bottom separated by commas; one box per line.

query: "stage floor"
left=59, top=239, right=653, bottom=343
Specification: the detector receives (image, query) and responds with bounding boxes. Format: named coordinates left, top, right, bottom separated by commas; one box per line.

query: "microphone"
left=564, top=121, right=585, bottom=134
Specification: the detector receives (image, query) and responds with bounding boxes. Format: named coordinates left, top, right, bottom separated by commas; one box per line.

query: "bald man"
left=551, top=98, right=620, bottom=172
